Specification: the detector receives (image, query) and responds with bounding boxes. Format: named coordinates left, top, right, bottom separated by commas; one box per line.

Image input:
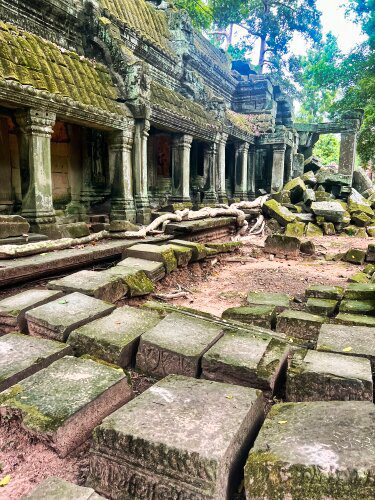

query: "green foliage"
left=174, top=0, right=213, bottom=29
left=313, top=135, right=341, bottom=165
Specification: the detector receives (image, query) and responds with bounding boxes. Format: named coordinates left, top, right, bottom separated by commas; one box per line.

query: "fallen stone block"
left=206, top=241, right=243, bottom=253
left=286, top=349, right=373, bottom=402
left=0, top=356, right=132, bottom=457
left=48, top=270, right=128, bottom=303
left=349, top=271, right=370, bottom=283
left=304, top=222, right=323, bottom=237
left=87, top=375, right=264, bottom=499
left=169, top=239, right=207, bottom=261
left=276, top=310, right=326, bottom=344
left=344, top=283, right=375, bottom=300
left=314, top=190, right=331, bottom=202
left=272, top=191, right=291, bottom=204
left=102, top=267, right=154, bottom=297
left=300, top=240, right=315, bottom=255
left=136, top=312, right=223, bottom=378
left=283, top=177, right=307, bottom=203
left=26, top=292, right=115, bottom=342
left=0, top=289, right=64, bottom=334
left=164, top=243, right=193, bottom=267
left=306, top=297, right=338, bottom=317
left=301, top=170, right=317, bottom=185
left=339, top=299, right=375, bottom=316
left=285, top=222, right=305, bottom=238
left=367, top=226, right=375, bottom=237
left=335, top=312, right=375, bottom=327
left=109, top=220, right=139, bottom=232
left=264, top=234, right=301, bottom=258
left=24, top=476, right=105, bottom=499
left=116, top=257, right=165, bottom=282
left=322, top=222, right=335, bottom=235
left=222, top=306, right=276, bottom=329
left=305, top=284, right=344, bottom=301
left=344, top=248, right=367, bottom=265
left=295, top=213, right=314, bottom=223
left=348, top=195, right=374, bottom=217
left=202, top=332, right=289, bottom=392
left=123, top=243, right=177, bottom=273
left=303, top=188, right=316, bottom=206
left=263, top=199, right=296, bottom=226
left=311, top=201, right=346, bottom=223
left=247, top=291, right=290, bottom=312
left=0, top=215, right=30, bottom=239
left=59, top=222, right=90, bottom=239
left=351, top=211, right=372, bottom=227
left=0, top=333, right=71, bottom=392
left=245, top=401, right=375, bottom=499
left=364, top=263, right=375, bottom=276
left=68, top=306, right=161, bottom=367
left=367, top=243, right=375, bottom=262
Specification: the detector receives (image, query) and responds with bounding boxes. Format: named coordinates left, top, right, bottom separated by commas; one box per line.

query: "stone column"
left=15, top=108, right=56, bottom=229
left=234, top=141, right=249, bottom=200
left=284, top=146, right=293, bottom=183
left=171, top=134, right=193, bottom=205
left=247, top=145, right=256, bottom=200
left=133, top=119, right=151, bottom=224
left=0, top=118, right=12, bottom=206
left=216, top=133, right=228, bottom=204
left=109, top=125, right=136, bottom=222
left=339, top=132, right=357, bottom=178
left=203, top=142, right=218, bottom=204
left=79, top=128, right=95, bottom=219
left=271, top=144, right=286, bottom=192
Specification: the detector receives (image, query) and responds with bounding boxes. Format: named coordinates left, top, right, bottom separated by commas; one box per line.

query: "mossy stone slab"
left=0, top=356, right=132, bottom=457
left=344, top=283, right=375, bottom=300
left=47, top=270, right=128, bottom=303
left=335, top=312, right=375, bottom=327
left=247, top=291, right=290, bottom=312
left=349, top=272, right=370, bottom=284
left=164, top=243, right=193, bottom=267
left=311, top=201, right=346, bottom=222
left=305, top=222, right=323, bottom=237
left=0, top=289, right=64, bottom=334
left=0, top=333, right=72, bottom=392
left=339, top=299, right=375, bottom=315
left=285, top=222, right=305, bottom=238
left=344, top=248, right=367, bottom=265
left=221, top=306, right=276, bottom=329
left=263, top=199, right=296, bottom=226
left=306, top=297, right=338, bottom=317
left=87, top=375, right=264, bottom=499
left=367, top=243, right=375, bottom=262
left=244, top=401, right=375, bottom=499
left=24, top=477, right=105, bottom=499
left=276, top=309, right=327, bottom=344
left=169, top=239, right=207, bottom=261
left=68, top=306, right=161, bottom=367
left=202, top=332, right=289, bottom=392
left=286, top=349, right=373, bottom=402
left=123, top=243, right=177, bottom=273
left=102, top=267, right=154, bottom=297
left=116, top=257, right=165, bottom=282
left=206, top=241, right=243, bottom=253
left=26, top=292, right=115, bottom=342
left=136, top=312, right=223, bottom=378
left=264, top=234, right=301, bottom=258
left=305, top=284, right=344, bottom=301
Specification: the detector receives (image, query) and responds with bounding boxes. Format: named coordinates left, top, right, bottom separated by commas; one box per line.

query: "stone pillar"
left=171, top=134, right=193, bottom=204
left=0, top=118, right=12, bottom=206
left=109, top=125, right=136, bottom=222
left=133, top=119, right=151, bottom=224
left=284, top=146, right=293, bottom=183
left=15, top=108, right=56, bottom=229
left=234, top=141, right=249, bottom=200
left=79, top=128, right=95, bottom=219
left=247, top=145, right=256, bottom=200
left=271, top=144, right=286, bottom=192
left=216, top=133, right=228, bottom=204
left=203, top=142, right=218, bottom=204
left=293, top=153, right=305, bottom=178
left=339, top=132, right=357, bottom=178
left=65, top=124, right=84, bottom=219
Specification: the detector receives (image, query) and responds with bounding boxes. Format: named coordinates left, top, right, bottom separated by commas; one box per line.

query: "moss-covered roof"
left=0, top=21, right=124, bottom=115
left=226, top=110, right=259, bottom=136
left=150, top=81, right=217, bottom=128
left=99, top=0, right=175, bottom=59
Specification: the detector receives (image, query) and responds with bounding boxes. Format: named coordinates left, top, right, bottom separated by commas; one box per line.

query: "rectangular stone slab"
left=26, top=292, right=115, bottom=342
left=136, top=312, right=223, bottom=378
left=24, top=477, right=105, bottom=500
left=247, top=291, right=290, bottom=312
left=276, top=309, right=327, bottom=344
left=344, top=283, right=375, bottom=300
left=221, top=306, right=276, bottom=329
left=123, top=243, right=177, bottom=273
left=101, top=267, right=154, bottom=297
left=244, top=401, right=375, bottom=499
left=68, top=306, right=161, bottom=367
left=0, top=333, right=72, bottom=392
left=116, top=257, right=165, bottom=282
left=87, top=375, right=265, bottom=500
left=164, top=243, right=193, bottom=266
left=0, top=289, right=64, bottom=334
left=306, top=297, right=338, bottom=317
left=339, top=299, right=375, bottom=315
left=334, top=312, right=375, bottom=327
left=202, top=332, right=289, bottom=392
left=169, top=239, right=207, bottom=261
left=305, top=284, right=344, bottom=301
left=286, top=349, right=373, bottom=402
left=0, top=356, right=133, bottom=457
left=48, top=270, right=128, bottom=303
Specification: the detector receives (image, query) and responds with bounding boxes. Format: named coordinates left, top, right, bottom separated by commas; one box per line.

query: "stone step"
left=123, top=243, right=177, bottom=273
left=276, top=309, right=327, bottom=345
left=339, top=299, right=375, bottom=315
left=305, top=284, right=344, bottom=301
left=24, top=477, right=105, bottom=499
left=0, top=356, right=133, bottom=457
left=334, top=312, right=375, bottom=327
left=169, top=239, right=207, bottom=261
left=0, top=289, right=64, bottom=334
left=286, top=349, right=373, bottom=402
left=68, top=306, right=161, bottom=367
left=306, top=297, right=338, bottom=317
left=164, top=243, right=193, bottom=266
left=102, top=266, right=154, bottom=297
left=247, top=291, right=290, bottom=312
left=0, top=333, right=71, bottom=392
left=245, top=401, right=375, bottom=499
left=136, top=312, right=223, bottom=378
left=202, top=332, right=289, bottom=393
left=222, top=305, right=277, bottom=330
left=26, top=292, right=115, bottom=342
left=116, top=257, right=165, bottom=282
left=87, top=375, right=264, bottom=499
left=344, top=283, right=375, bottom=300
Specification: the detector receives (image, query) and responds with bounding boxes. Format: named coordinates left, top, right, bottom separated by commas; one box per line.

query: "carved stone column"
left=271, top=144, right=286, bottom=192
left=216, top=133, right=228, bottom=204
left=234, top=141, right=249, bottom=200
left=15, top=108, right=56, bottom=228
left=109, top=123, right=136, bottom=222
left=339, top=132, right=357, bottom=178
left=284, top=146, right=293, bottom=182
left=133, top=119, right=151, bottom=224
left=247, top=145, right=256, bottom=200
left=203, top=142, right=218, bottom=204
left=171, top=134, right=193, bottom=204
left=79, top=128, right=95, bottom=219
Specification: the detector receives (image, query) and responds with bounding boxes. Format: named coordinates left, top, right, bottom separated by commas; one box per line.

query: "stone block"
left=335, top=312, right=375, bottom=327
left=26, top=292, right=115, bottom=342
left=109, top=220, right=139, bottom=232
left=202, top=332, right=289, bottom=392
left=164, top=243, right=193, bottom=267
left=286, top=349, right=373, bottom=402
left=0, top=215, right=29, bottom=238
left=0, top=333, right=71, bottom=392
left=339, top=299, right=375, bottom=315
left=351, top=212, right=372, bottom=227
left=48, top=270, right=128, bottom=303
left=300, top=240, right=315, bottom=255
left=367, top=243, right=375, bottom=262
left=0, top=289, right=64, bottom=334
left=247, top=291, right=290, bottom=312
left=304, top=222, right=323, bottom=237
left=87, top=375, right=264, bottom=499
left=305, top=284, right=344, bottom=301
left=283, top=177, right=307, bottom=203
left=314, top=190, right=331, bottom=202
left=344, top=248, right=367, bottom=265
left=24, top=476, right=105, bottom=499
left=276, top=310, right=326, bottom=344
left=222, top=306, right=276, bottom=329
left=101, top=267, right=154, bottom=297
left=116, top=257, right=165, bottom=282
left=344, top=283, right=375, bottom=300
left=206, top=241, right=243, bottom=253
left=0, top=356, right=132, bottom=457
left=264, top=234, right=301, bottom=258
left=244, top=401, right=375, bottom=499
left=364, top=263, right=375, bottom=276
left=123, top=243, right=177, bottom=273
left=301, top=170, right=317, bottom=185
left=306, top=297, right=338, bottom=317
left=295, top=213, right=315, bottom=223
left=136, top=312, right=223, bottom=378
left=322, top=222, right=335, bottom=235
left=68, top=306, right=161, bottom=367
left=348, top=196, right=374, bottom=217
left=349, top=271, right=370, bottom=284
left=311, top=201, right=346, bottom=223
left=169, top=239, right=207, bottom=261
left=59, top=222, right=90, bottom=239
left=285, top=222, right=305, bottom=238
left=303, top=188, right=316, bottom=205
left=263, top=199, right=296, bottom=226
left=367, top=226, right=375, bottom=237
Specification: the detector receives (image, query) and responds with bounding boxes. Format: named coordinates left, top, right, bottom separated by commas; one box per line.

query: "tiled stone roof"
left=226, top=110, right=259, bottom=136
left=0, top=21, right=124, bottom=115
